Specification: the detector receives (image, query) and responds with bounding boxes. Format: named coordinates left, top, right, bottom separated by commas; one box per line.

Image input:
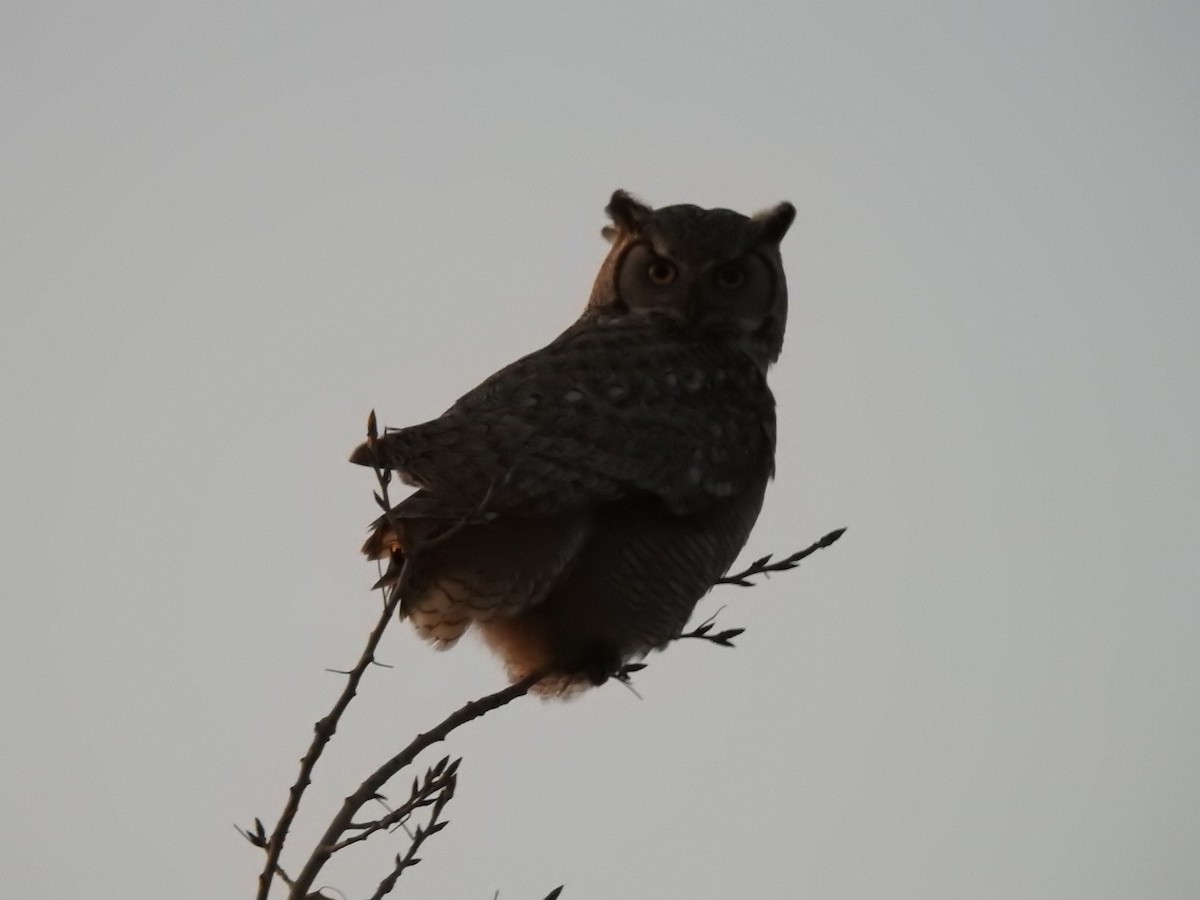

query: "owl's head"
left=587, top=190, right=795, bottom=369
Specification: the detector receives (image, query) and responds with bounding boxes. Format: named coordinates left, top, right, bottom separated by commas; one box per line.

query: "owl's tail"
left=359, top=484, right=476, bottom=588
left=362, top=519, right=406, bottom=590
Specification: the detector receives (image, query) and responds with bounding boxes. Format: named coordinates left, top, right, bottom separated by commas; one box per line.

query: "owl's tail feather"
left=362, top=519, right=401, bottom=560
left=360, top=511, right=410, bottom=591
left=369, top=551, right=406, bottom=592
left=361, top=488, right=470, bottom=589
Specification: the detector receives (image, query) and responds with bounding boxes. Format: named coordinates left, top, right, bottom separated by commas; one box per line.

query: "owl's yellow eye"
left=646, top=258, right=677, bottom=286
left=715, top=262, right=745, bottom=289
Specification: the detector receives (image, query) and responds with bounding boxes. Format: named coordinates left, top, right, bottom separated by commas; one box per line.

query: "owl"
left=350, top=190, right=795, bottom=694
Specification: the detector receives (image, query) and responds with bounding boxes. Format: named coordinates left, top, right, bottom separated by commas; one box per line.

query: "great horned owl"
left=350, top=190, right=795, bottom=694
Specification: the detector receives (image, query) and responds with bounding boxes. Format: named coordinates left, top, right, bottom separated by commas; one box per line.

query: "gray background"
left=3, top=3, right=1198, bottom=898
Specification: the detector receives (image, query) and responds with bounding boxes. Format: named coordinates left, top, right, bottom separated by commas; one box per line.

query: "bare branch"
left=255, top=417, right=416, bottom=900
left=676, top=606, right=744, bottom=647
left=235, top=823, right=295, bottom=887
left=256, top=571, right=408, bottom=899
left=678, top=623, right=745, bottom=648
left=330, top=758, right=460, bottom=852
left=287, top=671, right=544, bottom=898
left=715, top=527, right=845, bottom=587
left=365, top=771, right=455, bottom=900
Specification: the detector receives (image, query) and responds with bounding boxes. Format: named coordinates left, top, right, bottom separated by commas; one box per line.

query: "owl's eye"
left=715, top=262, right=745, bottom=289
left=646, top=258, right=677, bottom=286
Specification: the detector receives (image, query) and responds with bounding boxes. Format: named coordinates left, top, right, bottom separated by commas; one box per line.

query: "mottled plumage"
left=350, top=190, right=795, bottom=694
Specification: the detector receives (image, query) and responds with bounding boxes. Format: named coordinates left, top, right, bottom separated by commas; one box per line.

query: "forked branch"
left=287, top=671, right=545, bottom=898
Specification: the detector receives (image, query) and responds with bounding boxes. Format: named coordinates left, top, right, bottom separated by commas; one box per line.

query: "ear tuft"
left=754, top=201, right=796, bottom=243
left=605, top=189, right=653, bottom=235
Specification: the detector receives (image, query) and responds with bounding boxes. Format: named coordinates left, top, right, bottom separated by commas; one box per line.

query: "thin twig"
left=715, top=527, right=845, bottom=586
left=676, top=605, right=745, bottom=647
left=255, top=572, right=409, bottom=900
left=366, top=766, right=456, bottom=900
left=331, top=759, right=459, bottom=852
left=236, top=824, right=296, bottom=886
left=288, top=671, right=545, bottom=898
left=255, top=416, right=415, bottom=900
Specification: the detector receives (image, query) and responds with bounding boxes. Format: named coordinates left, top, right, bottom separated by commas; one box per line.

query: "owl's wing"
left=350, top=315, right=775, bottom=519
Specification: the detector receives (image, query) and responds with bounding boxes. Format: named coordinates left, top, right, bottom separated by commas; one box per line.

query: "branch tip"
left=821, top=527, right=847, bottom=546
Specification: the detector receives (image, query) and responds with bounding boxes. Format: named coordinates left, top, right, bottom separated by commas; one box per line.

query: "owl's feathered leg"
left=478, top=615, right=626, bottom=696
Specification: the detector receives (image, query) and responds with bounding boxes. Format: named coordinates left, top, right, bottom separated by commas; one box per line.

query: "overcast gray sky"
left=3, top=2, right=1198, bottom=898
